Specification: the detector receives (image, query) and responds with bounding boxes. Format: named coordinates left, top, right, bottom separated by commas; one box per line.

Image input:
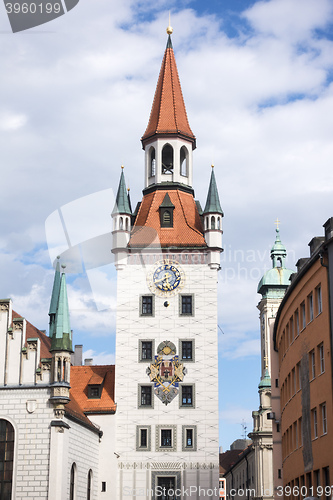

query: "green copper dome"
left=257, top=228, right=294, bottom=298
left=258, top=368, right=271, bottom=389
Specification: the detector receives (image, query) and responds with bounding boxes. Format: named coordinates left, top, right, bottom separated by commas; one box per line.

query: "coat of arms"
left=146, top=341, right=187, bottom=405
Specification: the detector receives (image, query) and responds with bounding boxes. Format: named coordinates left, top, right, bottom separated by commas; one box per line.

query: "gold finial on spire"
left=121, top=165, right=124, bottom=169
left=167, top=11, right=173, bottom=34
left=275, top=218, right=280, bottom=230
left=264, top=355, right=269, bottom=369
left=211, top=163, right=214, bottom=169
left=127, top=187, right=130, bottom=192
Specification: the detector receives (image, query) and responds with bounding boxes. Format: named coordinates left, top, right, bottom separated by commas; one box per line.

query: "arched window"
left=162, top=144, right=174, bottom=174
left=180, top=146, right=188, bottom=176
left=162, top=210, right=172, bottom=227
left=217, top=217, right=221, bottom=230
left=211, top=216, right=216, bottom=229
left=119, top=217, right=123, bottom=230
left=150, top=147, right=156, bottom=177
left=0, top=419, right=14, bottom=500
left=87, top=469, right=93, bottom=500
left=125, top=218, right=129, bottom=231
left=70, top=463, right=76, bottom=500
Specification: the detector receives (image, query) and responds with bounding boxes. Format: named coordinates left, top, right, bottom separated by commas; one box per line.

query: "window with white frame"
left=310, top=350, right=316, bottom=380
left=319, top=343, right=325, bottom=374
left=312, top=408, right=318, bottom=439
left=308, top=293, right=314, bottom=322
left=321, top=403, right=327, bottom=435
left=301, top=302, right=306, bottom=330
left=316, top=285, right=322, bottom=314
left=155, top=425, right=177, bottom=452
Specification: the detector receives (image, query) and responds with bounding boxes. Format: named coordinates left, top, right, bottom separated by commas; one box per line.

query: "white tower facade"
left=113, top=30, right=223, bottom=499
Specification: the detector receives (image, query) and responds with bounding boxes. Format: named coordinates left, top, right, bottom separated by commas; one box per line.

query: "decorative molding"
left=179, top=383, right=195, bottom=409
left=138, top=339, right=155, bottom=363
left=151, top=470, right=181, bottom=500
left=26, top=400, right=37, bottom=414
left=179, top=293, right=195, bottom=316
left=178, top=338, right=195, bottom=363
left=118, top=461, right=218, bottom=470
left=0, top=301, right=10, bottom=311
left=138, top=384, right=154, bottom=409
left=155, top=425, right=177, bottom=452
left=182, top=425, right=197, bottom=451
left=136, top=425, right=151, bottom=451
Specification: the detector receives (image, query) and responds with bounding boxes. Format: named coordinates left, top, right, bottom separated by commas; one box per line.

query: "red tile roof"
left=129, top=189, right=206, bottom=248
left=12, top=310, right=116, bottom=426
left=141, top=41, right=195, bottom=147
left=70, top=365, right=116, bottom=414
left=12, top=311, right=52, bottom=360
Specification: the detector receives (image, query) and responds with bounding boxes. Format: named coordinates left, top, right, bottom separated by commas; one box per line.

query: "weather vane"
left=275, top=218, right=280, bottom=230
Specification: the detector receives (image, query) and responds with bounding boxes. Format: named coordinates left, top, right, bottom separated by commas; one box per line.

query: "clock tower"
left=112, top=27, right=223, bottom=499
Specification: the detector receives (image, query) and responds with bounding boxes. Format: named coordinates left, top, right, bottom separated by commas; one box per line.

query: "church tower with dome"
left=112, top=25, right=223, bottom=498
left=249, top=226, right=294, bottom=500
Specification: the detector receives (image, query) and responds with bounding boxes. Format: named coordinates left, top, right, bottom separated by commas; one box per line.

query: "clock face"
left=147, top=260, right=185, bottom=297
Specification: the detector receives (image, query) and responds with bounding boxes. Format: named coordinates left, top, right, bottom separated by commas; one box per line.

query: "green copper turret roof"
left=257, top=228, right=294, bottom=297
left=258, top=368, right=271, bottom=389
left=112, top=169, right=132, bottom=216
left=49, top=258, right=61, bottom=316
left=203, top=168, right=223, bottom=215
left=50, top=270, right=73, bottom=352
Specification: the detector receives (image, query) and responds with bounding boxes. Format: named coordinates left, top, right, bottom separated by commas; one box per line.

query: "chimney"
left=308, top=237, right=325, bottom=256
left=72, top=345, right=83, bottom=366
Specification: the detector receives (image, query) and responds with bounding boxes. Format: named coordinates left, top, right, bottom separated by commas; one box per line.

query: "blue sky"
left=0, top=0, right=333, bottom=451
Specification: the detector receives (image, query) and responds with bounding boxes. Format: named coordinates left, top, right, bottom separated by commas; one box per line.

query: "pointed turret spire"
left=50, top=268, right=72, bottom=352
left=204, top=166, right=223, bottom=215
left=49, top=257, right=61, bottom=338
left=141, top=30, right=196, bottom=148
left=112, top=167, right=132, bottom=215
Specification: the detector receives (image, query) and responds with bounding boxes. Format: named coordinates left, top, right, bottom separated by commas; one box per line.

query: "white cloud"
left=243, top=0, right=333, bottom=41
left=0, top=112, right=27, bottom=131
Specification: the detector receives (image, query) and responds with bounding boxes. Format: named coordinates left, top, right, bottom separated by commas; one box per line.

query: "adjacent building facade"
left=273, top=219, right=333, bottom=498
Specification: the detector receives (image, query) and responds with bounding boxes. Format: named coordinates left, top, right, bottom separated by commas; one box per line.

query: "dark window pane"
left=0, top=420, right=14, bottom=500
left=186, top=429, right=193, bottom=447
left=161, top=429, right=172, bottom=447
left=182, top=341, right=192, bottom=360
left=141, top=387, right=152, bottom=406
left=140, top=429, right=147, bottom=447
left=181, top=296, right=192, bottom=315
left=142, top=342, right=152, bottom=360
left=182, top=386, right=193, bottom=406
left=142, top=296, right=153, bottom=315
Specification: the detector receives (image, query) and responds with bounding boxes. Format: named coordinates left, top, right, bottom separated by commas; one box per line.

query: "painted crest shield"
left=146, top=341, right=187, bottom=405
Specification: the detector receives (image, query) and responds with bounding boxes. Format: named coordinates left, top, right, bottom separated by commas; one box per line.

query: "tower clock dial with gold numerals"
left=147, top=260, right=185, bottom=297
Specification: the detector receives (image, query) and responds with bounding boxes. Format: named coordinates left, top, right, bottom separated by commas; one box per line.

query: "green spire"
left=49, top=258, right=61, bottom=338
left=112, top=168, right=132, bottom=215
left=49, top=258, right=61, bottom=317
left=166, top=34, right=173, bottom=49
left=50, top=270, right=73, bottom=352
left=204, top=167, right=223, bottom=215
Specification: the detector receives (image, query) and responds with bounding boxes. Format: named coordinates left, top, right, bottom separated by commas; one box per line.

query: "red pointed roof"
left=141, top=36, right=196, bottom=148
left=129, top=188, right=206, bottom=248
